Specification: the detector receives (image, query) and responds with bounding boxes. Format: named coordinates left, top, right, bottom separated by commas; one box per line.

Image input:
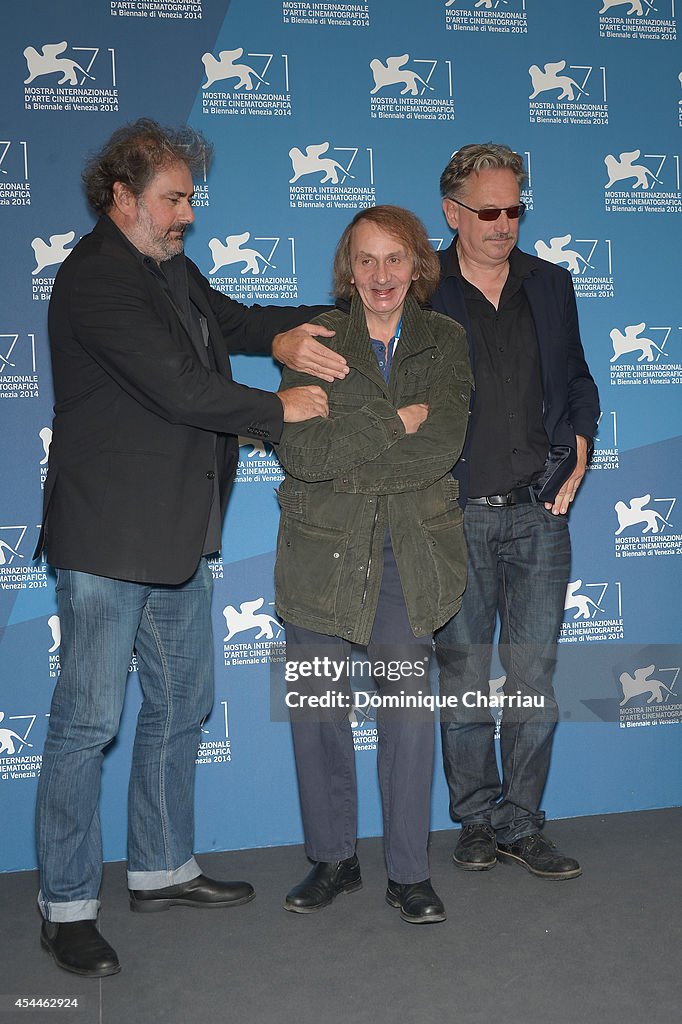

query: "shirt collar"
left=443, top=238, right=536, bottom=282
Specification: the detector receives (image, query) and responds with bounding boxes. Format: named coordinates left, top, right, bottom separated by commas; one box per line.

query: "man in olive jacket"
left=274, top=219, right=472, bottom=923
left=275, top=294, right=472, bottom=643
left=35, top=119, right=345, bottom=978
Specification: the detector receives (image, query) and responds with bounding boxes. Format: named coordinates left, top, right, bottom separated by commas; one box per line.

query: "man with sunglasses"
left=432, top=143, right=599, bottom=880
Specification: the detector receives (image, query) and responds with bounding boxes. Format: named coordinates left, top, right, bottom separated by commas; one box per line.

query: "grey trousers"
left=285, top=545, right=435, bottom=884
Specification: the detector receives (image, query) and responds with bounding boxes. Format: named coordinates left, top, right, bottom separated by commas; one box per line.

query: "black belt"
left=468, top=486, right=535, bottom=507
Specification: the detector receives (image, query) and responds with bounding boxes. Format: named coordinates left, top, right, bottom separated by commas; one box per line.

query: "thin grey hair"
left=440, top=143, right=526, bottom=199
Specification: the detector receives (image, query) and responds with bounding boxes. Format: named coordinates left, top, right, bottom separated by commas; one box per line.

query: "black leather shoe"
left=385, top=879, right=446, bottom=924
left=284, top=856, right=362, bottom=913
left=41, top=920, right=121, bottom=977
left=453, top=823, right=497, bottom=870
left=129, top=873, right=255, bottom=912
left=497, top=833, right=582, bottom=879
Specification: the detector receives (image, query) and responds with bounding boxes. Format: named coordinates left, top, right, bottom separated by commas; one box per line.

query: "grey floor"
left=1, top=809, right=680, bottom=1024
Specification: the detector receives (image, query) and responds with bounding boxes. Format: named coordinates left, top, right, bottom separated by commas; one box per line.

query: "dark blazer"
left=431, top=242, right=600, bottom=504
left=37, top=215, right=316, bottom=584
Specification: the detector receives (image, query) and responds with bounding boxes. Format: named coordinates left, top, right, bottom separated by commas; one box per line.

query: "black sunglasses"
left=448, top=197, right=526, bottom=222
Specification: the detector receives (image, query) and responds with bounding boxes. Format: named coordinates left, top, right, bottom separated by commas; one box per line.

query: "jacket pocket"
left=275, top=516, right=349, bottom=625
left=397, top=351, right=441, bottom=402
left=421, top=504, right=467, bottom=613
left=276, top=480, right=305, bottom=516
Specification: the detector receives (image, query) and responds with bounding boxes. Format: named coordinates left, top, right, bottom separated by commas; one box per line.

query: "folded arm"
left=346, top=367, right=471, bottom=493
left=275, top=364, right=471, bottom=493
left=275, top=366, right=406, bottom=481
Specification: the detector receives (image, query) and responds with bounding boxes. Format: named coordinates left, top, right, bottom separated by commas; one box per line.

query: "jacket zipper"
left=361, top=502, right=380, bottom=606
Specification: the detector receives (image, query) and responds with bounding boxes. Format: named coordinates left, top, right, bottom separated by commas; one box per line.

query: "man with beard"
left=431, top=143, right=599, bottom=880
left=35, top=119, right=345, bottom=977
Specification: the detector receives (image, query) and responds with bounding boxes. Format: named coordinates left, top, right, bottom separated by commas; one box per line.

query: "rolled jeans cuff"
left=127, top=856, right=200, bottom=891
left=38, top=895, right=100, bottom=922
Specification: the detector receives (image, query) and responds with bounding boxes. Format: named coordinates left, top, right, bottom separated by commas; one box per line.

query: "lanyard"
left=391, top=315, right=403, bottom=356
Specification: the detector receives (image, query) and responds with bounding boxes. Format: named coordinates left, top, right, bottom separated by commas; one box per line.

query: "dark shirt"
left=159, top=256, right=222, bottom=556
left=447, top=245, right=549, bottom=497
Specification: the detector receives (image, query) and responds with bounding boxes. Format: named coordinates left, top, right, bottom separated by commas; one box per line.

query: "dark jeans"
left=436, top=501, right=571, bottom=844
left=285, top=545, right=434, bottom=883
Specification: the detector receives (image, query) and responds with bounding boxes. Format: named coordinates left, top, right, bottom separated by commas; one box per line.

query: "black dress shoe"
left=385, top=879, right=446, bottom=924
left=129, top=873, right=255, bottom=912
left=41, top=920, right=121, bottom=977
left=453, top=823, right=497, bottom=871
left=496, top=833, right=582, bottom=880
left=284, top=856, right=362, bottom=913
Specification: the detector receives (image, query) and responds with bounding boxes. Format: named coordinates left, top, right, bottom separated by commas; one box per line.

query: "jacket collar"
left=441, top=237, right=536, bottom=281
left=96, top=213, right=145, bottom=262
left=342, top=292, right=437, bottom=367
left=95, top=214, right=213, bottom=342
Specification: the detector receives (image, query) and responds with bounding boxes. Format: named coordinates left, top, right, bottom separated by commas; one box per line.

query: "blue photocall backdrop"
left=1, top=0, right=681, bottom=872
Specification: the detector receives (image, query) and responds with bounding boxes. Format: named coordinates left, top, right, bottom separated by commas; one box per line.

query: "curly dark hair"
left=333, top=205, right=440, bottom=305
left=82, top=118, right=213, bottom=213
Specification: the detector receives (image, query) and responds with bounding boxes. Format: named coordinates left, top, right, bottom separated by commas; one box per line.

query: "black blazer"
left=37, top=215, right=315, bottom=584
left=431, top=243, right=600, bottom=504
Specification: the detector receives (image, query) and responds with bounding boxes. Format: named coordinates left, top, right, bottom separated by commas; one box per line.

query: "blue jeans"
left=436, top=502, right=571, bottom=845
left=35, top=559, right=214, bottom=921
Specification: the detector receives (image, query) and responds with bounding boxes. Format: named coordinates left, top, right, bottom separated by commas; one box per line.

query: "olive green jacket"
left=274, top=294, right=472, bottom=644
